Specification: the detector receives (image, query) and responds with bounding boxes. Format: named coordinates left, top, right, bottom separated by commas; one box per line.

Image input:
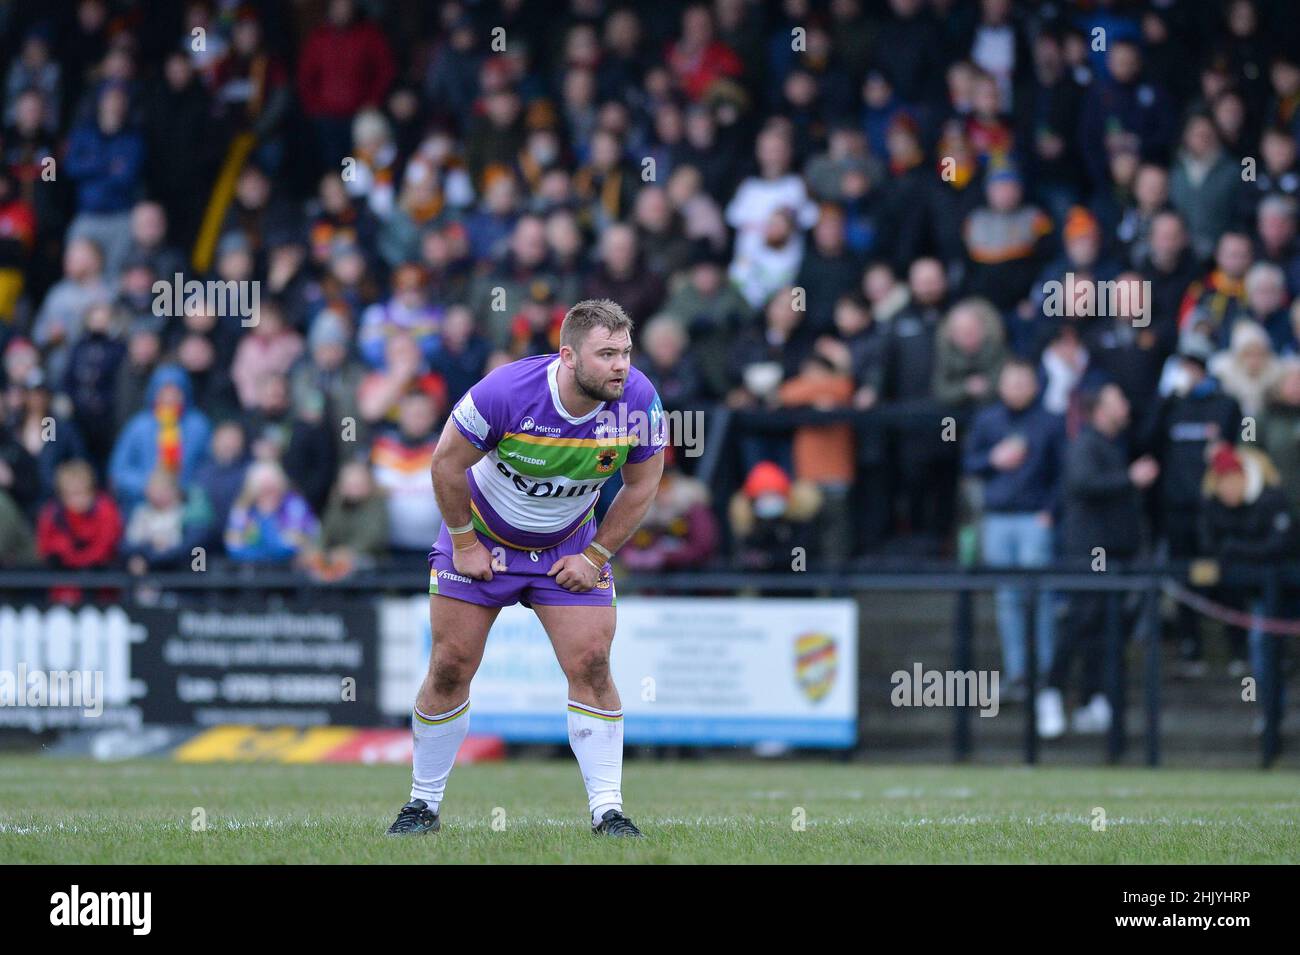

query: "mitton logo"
left=595, top=448, right=619, bottom=472
left=516, top=417, right=560, bottom=434
left=794, top=632, right=837, bottom=703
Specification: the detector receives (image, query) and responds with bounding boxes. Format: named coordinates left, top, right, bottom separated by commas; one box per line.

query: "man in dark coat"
left=1040, top=384, right=1159, bottom=737
left=1141, top=333, right=1243, bottom=671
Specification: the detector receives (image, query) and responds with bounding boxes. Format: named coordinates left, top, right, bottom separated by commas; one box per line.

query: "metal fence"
left=0, top=559, right=1291, bottom=766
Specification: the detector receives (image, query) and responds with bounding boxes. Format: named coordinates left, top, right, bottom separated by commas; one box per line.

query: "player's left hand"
left=547, top=554, right=601, bottom=592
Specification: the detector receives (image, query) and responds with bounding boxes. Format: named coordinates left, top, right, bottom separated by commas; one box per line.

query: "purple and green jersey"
left=448, top=353, right=666, bottom=551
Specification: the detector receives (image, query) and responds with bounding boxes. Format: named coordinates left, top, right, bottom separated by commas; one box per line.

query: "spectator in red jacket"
left=37, top=459, right=122, bottom=569
left=296, top=0, right=396, bottom=173
left=665, top=5, right=742, bottom=102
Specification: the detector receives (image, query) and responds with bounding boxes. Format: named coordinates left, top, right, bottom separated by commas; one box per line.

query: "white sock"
left=567, top=699, right=624, bottom=824
left=410, top=699, right=470, bottom=813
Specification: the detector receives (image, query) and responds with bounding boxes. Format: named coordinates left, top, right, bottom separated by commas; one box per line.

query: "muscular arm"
left=430, top=425, right=507, bottom=581
left=594, top=452, right=665, bottom=553
left=430, top=424, right=486, bottom=527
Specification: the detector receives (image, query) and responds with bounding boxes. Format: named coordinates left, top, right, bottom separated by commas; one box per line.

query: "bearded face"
left=574, top=352, right=627, bottom=402
left=572, top=328, right=632, bottom=402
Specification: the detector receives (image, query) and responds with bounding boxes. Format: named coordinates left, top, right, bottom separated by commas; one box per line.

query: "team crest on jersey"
left=595, top=448, right=619, bottom=472
left=595, top=567, right=612, bottom=589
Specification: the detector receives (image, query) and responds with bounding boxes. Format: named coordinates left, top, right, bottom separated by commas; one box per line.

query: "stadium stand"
left=3, top=0, right=1300, bottom=762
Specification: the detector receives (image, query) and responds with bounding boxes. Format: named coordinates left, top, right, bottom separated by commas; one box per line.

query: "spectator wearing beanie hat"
left=108, top=364, right=212, bottom=514
left=291, top=308, right=366, bottom=461
left=1027, top=205, right=1122, bottom=354
left=728, top=461, right=823, bottom=571
left=962, top=161, right=1054, bottom=313
left=1199, top=443, right=1296, bottom=678
left=1210, top=319, right=1281, bottom=418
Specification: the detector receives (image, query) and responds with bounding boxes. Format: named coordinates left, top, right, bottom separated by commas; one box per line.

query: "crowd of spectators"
left=3, top=0, right=1300, bottom=717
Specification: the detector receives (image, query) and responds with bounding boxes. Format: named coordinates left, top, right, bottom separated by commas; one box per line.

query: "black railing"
left=0, top=561, right=1290, bottom=766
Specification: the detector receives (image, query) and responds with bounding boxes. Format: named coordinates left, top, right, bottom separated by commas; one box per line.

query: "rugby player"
left=386, top=299, right=667, bottom=837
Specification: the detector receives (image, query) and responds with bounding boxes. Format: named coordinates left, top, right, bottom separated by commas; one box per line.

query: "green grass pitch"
left=2, top=757, right=1297, bottom=863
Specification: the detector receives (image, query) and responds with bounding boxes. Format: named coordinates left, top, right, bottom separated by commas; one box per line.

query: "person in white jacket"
left=724, top=124, right=818, bottom=240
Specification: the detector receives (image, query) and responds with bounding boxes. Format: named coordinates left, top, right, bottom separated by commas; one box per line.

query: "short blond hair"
left=55, top=459, right=96, bottom=496
left=560, top=299, right=634, bottom=350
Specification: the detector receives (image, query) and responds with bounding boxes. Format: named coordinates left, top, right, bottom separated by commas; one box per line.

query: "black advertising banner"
left=131, top=601, right=380, bottom=726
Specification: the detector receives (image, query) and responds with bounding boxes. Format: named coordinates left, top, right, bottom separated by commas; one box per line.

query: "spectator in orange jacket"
left=777, top=351, right=856, bottom=560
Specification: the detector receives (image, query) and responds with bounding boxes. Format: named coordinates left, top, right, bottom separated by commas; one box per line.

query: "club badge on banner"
left=380, top=597, right=857, bottom=747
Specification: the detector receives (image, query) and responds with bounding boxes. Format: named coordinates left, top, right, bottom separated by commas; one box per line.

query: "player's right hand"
left=454, top=540, right=504, bottom=581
